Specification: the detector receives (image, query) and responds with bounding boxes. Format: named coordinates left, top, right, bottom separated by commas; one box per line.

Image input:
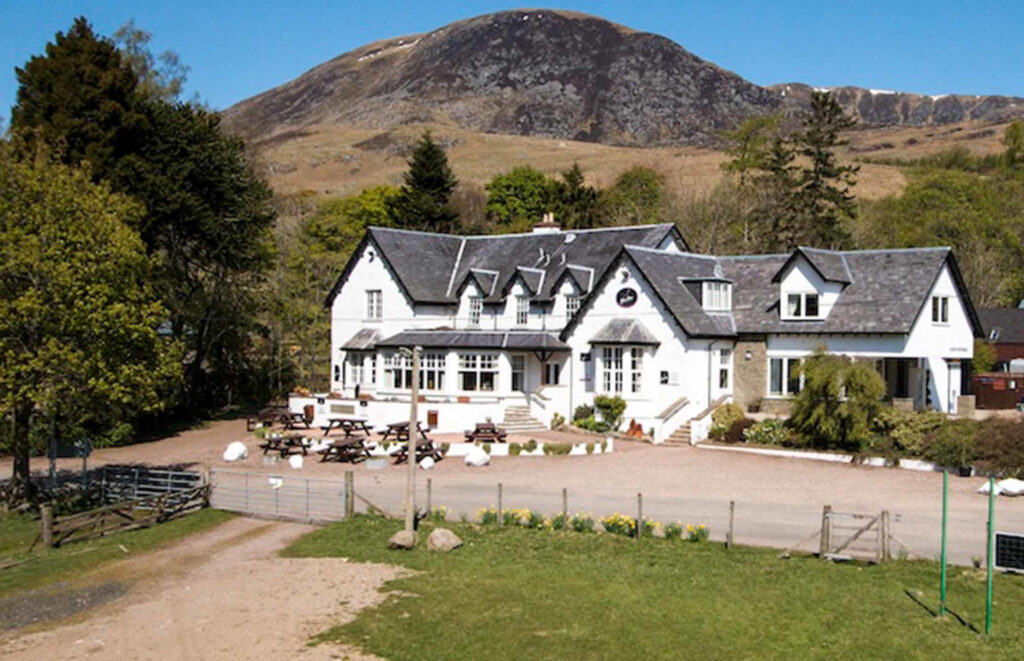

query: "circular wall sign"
left=616, top=287, right=638, bottom=308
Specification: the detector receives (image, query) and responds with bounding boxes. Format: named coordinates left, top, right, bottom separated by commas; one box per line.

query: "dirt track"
left=0, top=517, right=397, bottom=660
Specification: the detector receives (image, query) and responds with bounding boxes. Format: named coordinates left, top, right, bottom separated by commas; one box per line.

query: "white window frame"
left=630, top=347, right=643, bottom=394
left=932, top=295, right=949, bottom=324
left=601, top=347, right=624, bottom=394
left=566, top=294, right=580, bottom=320
left=718, top=348, right=732, bottom=390
left=702, top=281, right=732, bottom=311
left=783, top=292, right=821, bottom=320
left=542, top=361, right=560, bottom=386
left=468, top=296, right=482, bottom=327
left=516, top=296, right=529, bottom=327
left=767, top=357, right=804, bottom=397
left=383, top=351, right=412, bottom=389
left=458, top=353, right=498, bottom=392
left=419, top=352, right=446, bottom=391
left=366, top=290, right=382, bottom=320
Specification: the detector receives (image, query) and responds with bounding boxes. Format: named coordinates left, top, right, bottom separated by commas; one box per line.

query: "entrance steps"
left=662, top=423, right=692, bottom=446
left=502, top=405, right=547, bottom=433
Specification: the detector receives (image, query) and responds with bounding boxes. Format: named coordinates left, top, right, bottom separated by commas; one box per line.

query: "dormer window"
left=516, top=296, right=529, bottom=326
left=786, top=293, right=820, bottom=319
left=468, top=296, right=482, bottom=327
left=702, top=282, right=731, bottom=311
left=566, top=294, right=580, bottom=319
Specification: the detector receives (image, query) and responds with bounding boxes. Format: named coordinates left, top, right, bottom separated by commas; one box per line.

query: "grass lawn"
left=284, top=517, right=1024, bottom=661
left=0, top=508, right=233, bottom=596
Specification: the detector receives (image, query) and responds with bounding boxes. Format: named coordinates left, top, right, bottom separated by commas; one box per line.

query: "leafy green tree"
left=720, top=114, right=782, bottom=185
left=597, top=166, right=666, bottom=226
left=1004, top=120, right=1024, bottom=169
left=553, top=163, right=598, bottom=229
left=793, top=91, right=858, bottom=248
left=10, top=17, right=146, bottom=179
left=974, top=339, right=997, bottom=373
left=485, top=166, right=557, bottom=230
left=388, top=132, right=459, bottom=233
left=788, top=351, right=886, bottom=452
left=113, top=19, right=189, bottom=102
left=0, top=151, right=181, bottom=498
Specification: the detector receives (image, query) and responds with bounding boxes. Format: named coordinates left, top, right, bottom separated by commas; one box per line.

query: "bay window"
left=459, top=353, right=497, bottom=391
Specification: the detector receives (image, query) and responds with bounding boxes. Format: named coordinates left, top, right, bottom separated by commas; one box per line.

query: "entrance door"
left=511, top=355, right=525, bottom=393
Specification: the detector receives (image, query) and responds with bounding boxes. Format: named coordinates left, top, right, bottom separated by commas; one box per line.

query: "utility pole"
left=403, top=346, right=422, bottom=533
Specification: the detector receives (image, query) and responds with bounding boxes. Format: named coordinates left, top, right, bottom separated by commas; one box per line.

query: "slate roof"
left=340, top=328, right=380, bottom=350
left=978, top=308, right=1024, bottom=343
left=771, top=247, right=852, bottom=284
left=376, top=330, right=569, bottom=351
left=590, top=318, right=661, bottom=345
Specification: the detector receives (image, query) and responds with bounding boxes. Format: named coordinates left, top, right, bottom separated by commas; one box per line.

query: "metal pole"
left=940, top=470, right=948, bottom=617
left=727, top=500, right=735, bottom=549
left=986, top=475, right=995, bottom=635
left=403, top=346, right=421, bottom=533
left=637, top=492, right=643, bottom=539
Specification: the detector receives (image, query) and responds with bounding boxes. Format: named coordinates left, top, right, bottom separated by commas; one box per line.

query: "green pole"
left=939, top=470, right=948, bottom=617
left=985, top=475, right=995, bottom=635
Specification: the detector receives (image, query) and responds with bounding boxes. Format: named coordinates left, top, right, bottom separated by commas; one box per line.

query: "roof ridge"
left=624, top=244, right=718, bottom=260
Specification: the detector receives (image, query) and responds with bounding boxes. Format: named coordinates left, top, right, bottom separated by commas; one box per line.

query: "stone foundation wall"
left=733, top=339, right=767, bottom=412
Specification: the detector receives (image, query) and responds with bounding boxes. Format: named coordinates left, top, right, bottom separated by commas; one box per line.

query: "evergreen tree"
left=720, top=114, right=782, bottom=185
left=793, top=91, right=858, bottom=248
left=1003, top=120, right=1024, bottom=169
left=387, top=132, right=459, bottom=233
left=752, top=136, right=802, bottom=252
left=554, top=163, right=598, bottom=229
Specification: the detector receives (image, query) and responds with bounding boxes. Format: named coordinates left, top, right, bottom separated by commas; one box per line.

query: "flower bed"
left=473, top=506, right=709, bottom=542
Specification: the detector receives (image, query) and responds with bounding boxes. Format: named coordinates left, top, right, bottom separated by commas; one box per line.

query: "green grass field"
left=284, top=517, right=1024, bottom=661
left=0, top=509, right=233, bottom=596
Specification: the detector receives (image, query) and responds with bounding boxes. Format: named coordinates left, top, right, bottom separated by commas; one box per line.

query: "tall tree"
left=792, top=91, right=858, bottom=248
left=387, top=132, right=459, bottom=233
left=0, top=150, right=181, bottom=498
left=1004, top=120, right=1024, bottom=170
left=113, top=19, right=190, bottom=102
left=485, top=166, right=557, bottom=230
left=720, top=114, right=782, bottom=185
left=597, top=166, right=666, bottom=226
left=553, top=163, right=598, bottom=229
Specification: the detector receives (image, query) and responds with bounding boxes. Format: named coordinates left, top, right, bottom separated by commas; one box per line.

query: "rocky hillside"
left=774, top=83, right=1024, bottom=127
left=223, top=9, right=780, bottom=148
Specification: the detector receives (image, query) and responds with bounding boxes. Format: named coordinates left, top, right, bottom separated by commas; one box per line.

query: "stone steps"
left=661, top=423, right=692, bottom=446
left=502, top=406, right=546, bottom=433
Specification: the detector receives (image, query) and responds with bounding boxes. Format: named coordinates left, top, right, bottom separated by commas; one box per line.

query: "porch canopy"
left=341, top=328, right=380, bottom=350
left=588, top=318, right=660, bottom=346
left=377, top=330, right=570, bottom=352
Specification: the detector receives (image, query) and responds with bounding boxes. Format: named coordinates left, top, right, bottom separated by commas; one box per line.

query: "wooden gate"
left=781, top=506, right=899, bottom=563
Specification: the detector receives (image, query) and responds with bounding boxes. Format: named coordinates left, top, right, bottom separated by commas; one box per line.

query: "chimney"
left=533, top=211, right=560, bottom=234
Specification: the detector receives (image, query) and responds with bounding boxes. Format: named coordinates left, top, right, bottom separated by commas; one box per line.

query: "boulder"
left=387, top=529, right=418, bottom=550
left=223, top=441, right=248, bottom=462
left=426, top=528, right=463, bottom=552
left=419, top=456, right=436, bottom=470
left=464, top=445, right=490, bottom=467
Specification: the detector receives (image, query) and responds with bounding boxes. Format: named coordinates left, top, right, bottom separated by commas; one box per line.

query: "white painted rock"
left=288, top=454, right=304, bottom=469
left=223, top=441, right=248, bottom=462
left=464, top=446, right=490, bottom=467
left=1000, top=478, right=1024, bottom=496
left=387, top=529, right=418, bottom=550
left=419, top=456, right=435, bottom=470
left=426, top=528, right=463, bottom=552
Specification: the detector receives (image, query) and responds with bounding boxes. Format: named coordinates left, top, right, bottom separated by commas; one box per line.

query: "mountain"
left=223, top=9, right=780, bottom=148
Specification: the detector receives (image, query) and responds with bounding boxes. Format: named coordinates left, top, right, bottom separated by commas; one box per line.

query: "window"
left=785, top=293, right=821, bottom=319
left=932, top=296, right=949, bottom=324
left=990, top=327, right=1001, bottom=341
left=630, top=347, right=643, bottom=393
left=333, top=364, right=341, bottom=384
left=660, top=371, right=670, bottom=385
left=566, top=294, right=580, bottom=320
left=370, top=354, right=377, bottom=385
left=769, top=357, right=803, bottom=397
left=718, top=349, right=731, bottom=390
left=420, top=352, right=445, bottom=391
left=602, top=347, right=624, bottom=394
left=702, top=282, right=732, bottom=311
left=468, top=296, right=482, bottom=327
left=383, top=352, right=412, bottom=389
left=542, top=362, right=560, bottom=386
left=516, top=296, right=529, bottom=326
left=459, top=353, right=497, bottom=391
left=366, top=290, right=382, bottom=320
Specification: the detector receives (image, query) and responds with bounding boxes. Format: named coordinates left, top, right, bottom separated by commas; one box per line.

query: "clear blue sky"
left=3, top=1, right=1022, bottom=126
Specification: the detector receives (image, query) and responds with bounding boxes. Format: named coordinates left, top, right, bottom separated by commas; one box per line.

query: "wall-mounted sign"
left=580, top=352, right=592, bottom=362
left=616, top=287, right=638, bottom=308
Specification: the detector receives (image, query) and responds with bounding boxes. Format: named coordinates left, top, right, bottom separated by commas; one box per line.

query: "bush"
left=601, top=512, right=636, bottom=537
left=509, top=443, right=522, bottom=456
left=789, top=351, right=885, bottom=451
left=476, top=506, right=499, bottom=525
left=573, top=404, right=594, bottom=423
left=974, top=419, right=1024, bottom=478
left=743, top=419, right=793, bottom=446
left=551, top=412, right=566, bottom=429
left=547, top=512, right=569, bottom=531
left=685, top=523, right=710, bottom=543
left=524, top=439, right=538, bottom=453
left=575, top=415, right=609, bottom=433
left=570, top=513, right=595, bottom=533
left=923, top=419, right=979, bottom=469
left=710, top=403, right=744, bottom=440
left=594, top=395, right=627, bottom=430
left=664, top=522, right=684, bottom=540
left=543, top=442, right=572, bottom=456
left=724, top=417, right=756, bottom=443
left=872, top=409, right=946, bottom=455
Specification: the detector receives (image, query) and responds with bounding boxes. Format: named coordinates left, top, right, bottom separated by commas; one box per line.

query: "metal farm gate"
left=100, top=465, right=205, bottom=505
left=209, top=469, right=350, bottom=523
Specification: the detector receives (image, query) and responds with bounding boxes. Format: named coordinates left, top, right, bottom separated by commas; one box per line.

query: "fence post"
left=306, top=478, right=310, bottom=520
left=40, top=503, right=54, bottom=547
left=637, top=492, right=643, bottom=540
left=727, top=500, right=735, bottom=549
left=820, top=505, right=832, bottom=559
left=497, top=482, right=504, bottom=527
left=344, top=471, right=354, bottom=520
left=562, top=487, right=568, bottom=524
left=426, top=478, right=432, bottom=514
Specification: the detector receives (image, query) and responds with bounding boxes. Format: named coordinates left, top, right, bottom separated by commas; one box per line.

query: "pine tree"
left=793, top=91, right=858, bottom=249
left=554, top=163, right=598, bottom=229
left=388, top=132, right=459, bottom=233
left=751, top=136, right=801, bottom=252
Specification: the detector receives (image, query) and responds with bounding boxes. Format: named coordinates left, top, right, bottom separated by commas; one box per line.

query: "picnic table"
left=321, top=417, right=373, bottom=438
left=392, top=439, right=444, bottom=465
left=246, top=405, right=289, bottom=431
left=259, top=433, right=310, bottom=458
left=464, top=422, right=508, bottom=443
left=283, top=411, right=312, bottom=430
left=378, top=420, right=433, bottom=443
left=379, top=421, right=443, bottom=465
left=320, top=438, right=372, bottom=463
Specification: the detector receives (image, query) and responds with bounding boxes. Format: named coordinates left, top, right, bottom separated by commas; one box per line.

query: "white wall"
left=778, top=257, right=844, bottom=320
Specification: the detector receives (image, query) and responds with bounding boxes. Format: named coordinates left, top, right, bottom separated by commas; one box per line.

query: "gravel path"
left=0, top=517, right=398, bottom=660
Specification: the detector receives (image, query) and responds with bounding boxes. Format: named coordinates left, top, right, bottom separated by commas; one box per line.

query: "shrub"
left=710, top=403, right=744, bottom=440
left=743, top=418, right=792, bottom=446
left=440, top=442, right=451, bottom=454
left=663, top=522, right=684, bottom=540
left=524, top=439, right=538, bottom=453
left=974, top=419, right=1024, bottom=477
left=253, top=426, right=267, bottom=439
left=551, top=412, right=566, bottom=429
left=548, top=512, right=569, bottom=531
left=570, top=513, right=595, bottom=533
left=585, top=442, right=595, bottom=455
left=476, top=506, right=498, bottom=525
left=483, top=442, right=492, bottom=454
left=601, top=512, right=636, bottom=537
left=685, top=523, right=710, bottom=543
left=543, top=442, right=572, bottom=456
left=789, top=351, right=885, bottom=451
left=509, top=443, right=522, bottom=456
left=923, top=419, right=979, bottom=469
left=502, top=508, right=543, bottom=528
left=594, top=395, right=627, bottom=430
left=872, top=409, right=946, bottom=455
left=575, top=416, right=609, bottom=433
left=724, top=417, right=756, bottom=443
left=573, top=404, right=594, bottom=423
